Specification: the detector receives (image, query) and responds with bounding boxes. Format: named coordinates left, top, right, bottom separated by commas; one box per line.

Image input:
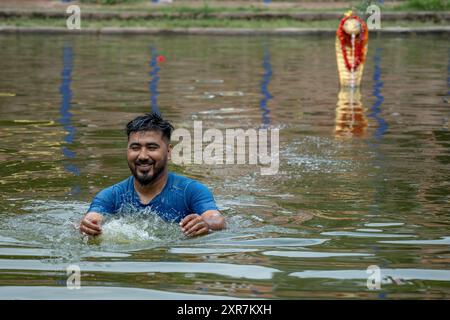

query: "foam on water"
left=101, top=219, right=159, bottom=242
left=99, top=213, right=183, bottom=246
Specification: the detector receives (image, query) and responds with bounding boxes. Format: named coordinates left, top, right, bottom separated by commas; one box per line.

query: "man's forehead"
left=128, top=130, right=164, bottom=142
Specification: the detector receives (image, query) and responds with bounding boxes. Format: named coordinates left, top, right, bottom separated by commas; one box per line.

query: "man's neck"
left=133, top=170, right=169, bottom=204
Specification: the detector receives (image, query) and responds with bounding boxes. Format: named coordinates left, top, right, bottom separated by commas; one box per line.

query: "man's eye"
left=130, top=146, right=140, bottom=151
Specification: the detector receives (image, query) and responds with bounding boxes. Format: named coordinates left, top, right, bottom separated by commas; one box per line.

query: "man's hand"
left=79, top=212, right=103, bottom=237
left=180, top=214, right=210, bottom=237
left=180, top=210, right=225, bottom=237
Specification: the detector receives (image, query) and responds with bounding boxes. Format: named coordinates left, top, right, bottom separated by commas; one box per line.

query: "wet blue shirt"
left=88, top=172, right=218, bottom=222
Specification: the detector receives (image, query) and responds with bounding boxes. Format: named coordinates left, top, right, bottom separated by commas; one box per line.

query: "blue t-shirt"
left=88, top=172, right=218, bottom=222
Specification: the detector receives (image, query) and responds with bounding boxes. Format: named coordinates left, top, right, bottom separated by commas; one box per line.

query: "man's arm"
left=180, top=210, right=225, bottom=237
left=81, top=185, right=115, bottom=236
left=79, top=212, right=104, bottom=236
left=202, top=210, right=226, bottom=230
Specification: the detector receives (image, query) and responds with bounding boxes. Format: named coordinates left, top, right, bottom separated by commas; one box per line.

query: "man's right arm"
left=80, top=212, right=104, bottom=236
left=80, top=186, right=115, bottom=236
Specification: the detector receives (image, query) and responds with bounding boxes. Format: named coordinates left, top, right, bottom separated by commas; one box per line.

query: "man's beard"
left=128, top=156, right=167, bottom=186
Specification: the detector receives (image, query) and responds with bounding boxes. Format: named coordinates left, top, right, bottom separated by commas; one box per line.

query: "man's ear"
left=168, top=144, right=173, bottom=160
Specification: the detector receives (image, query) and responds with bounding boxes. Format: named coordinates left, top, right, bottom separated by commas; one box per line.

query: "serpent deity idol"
left=336, top=11, right=369, bottom=88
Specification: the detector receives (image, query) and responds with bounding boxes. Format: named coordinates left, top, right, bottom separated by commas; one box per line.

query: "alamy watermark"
left=366, top=264, right=414, bottom=290
left=66, top=5, right=81, bottom=30
left=366, top=5, right=381, bottom=30
left=366, top=265, right=381, bottom=290
left=62, top=3, right=381, bottom=31
left=358, top=0, right=383, bottom=30
left=171, top=121, right=279, bottom=175
left=66, top=264, right=81, bottom=289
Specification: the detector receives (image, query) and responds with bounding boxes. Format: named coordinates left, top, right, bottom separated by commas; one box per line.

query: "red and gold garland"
left=336, top=14, right=369, bottom=72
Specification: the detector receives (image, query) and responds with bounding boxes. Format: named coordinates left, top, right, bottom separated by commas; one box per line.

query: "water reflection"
left=0, top=258, right=280, bottom=280
left=290, top=268, right=450, bottom=282
left=366, top=47, right=389, bottom=221
left=368, top=47, right=388, bottom=139
left=263, top=251, right=373, bottom=258
left=379, top=237, right=450, bottom=245
left=259, top=47, right=272, bottom=128
left=0, top=286, right=238, bottom=300
left=447, top=49, right=449, bottom=96
left=59, top=45, right=80, bottom=196
left=334, top=88, right=368, bottom=138
left=446, top=49, right=450, bottom=110
left=0, top=247, right=130, bottom=258
left=149, top=46, right=161, bottom=115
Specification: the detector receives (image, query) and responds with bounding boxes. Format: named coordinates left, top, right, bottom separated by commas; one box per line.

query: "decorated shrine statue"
left=336, top=11, right=369, bottom=88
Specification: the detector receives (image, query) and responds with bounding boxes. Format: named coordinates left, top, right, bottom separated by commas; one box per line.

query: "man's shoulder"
left=168, top=172, right=211, bottom=190
left=168, top=172, right=211, bottom=194
left=115, top=176, right=134, bottom=188
left=168, top=173, right=217, bottom=213
left=89, top=176, right=134, bottom=214
left=98, top=176, right=133, bottom=195
left=168, top=172, right=196, bottom=190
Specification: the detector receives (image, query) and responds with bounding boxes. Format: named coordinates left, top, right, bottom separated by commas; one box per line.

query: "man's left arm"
left=180, top=210, right=226, bottom=237
left=181, top=181, right=226, bottom=237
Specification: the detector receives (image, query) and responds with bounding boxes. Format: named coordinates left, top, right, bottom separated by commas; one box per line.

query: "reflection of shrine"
left=335, top=88, right=368, bottom=138
left=334, top=11, right=369, bottom=138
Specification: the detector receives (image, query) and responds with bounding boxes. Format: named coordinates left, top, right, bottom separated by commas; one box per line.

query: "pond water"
left=0, top=33, right=449, bottom=299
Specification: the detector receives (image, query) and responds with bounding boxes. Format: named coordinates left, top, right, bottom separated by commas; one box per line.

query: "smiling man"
left=79, top=113, right=225, bottom=238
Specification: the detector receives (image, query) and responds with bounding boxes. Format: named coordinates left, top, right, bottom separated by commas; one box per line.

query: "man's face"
left=127, top=130, right=172, bottom=186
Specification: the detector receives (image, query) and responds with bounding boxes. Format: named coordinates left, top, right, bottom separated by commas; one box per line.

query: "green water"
left=0, top=34, right=449, bottom=299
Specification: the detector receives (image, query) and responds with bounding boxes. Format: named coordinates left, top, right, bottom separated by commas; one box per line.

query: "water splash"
left=0, top=200, right=184, bottom=259
left=0, top=199, right=308, bottom=259
left=99, top=213, right=182, bottom=246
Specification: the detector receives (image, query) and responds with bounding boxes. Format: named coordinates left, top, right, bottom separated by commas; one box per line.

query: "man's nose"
left=138, top=148, right=150, bottom=160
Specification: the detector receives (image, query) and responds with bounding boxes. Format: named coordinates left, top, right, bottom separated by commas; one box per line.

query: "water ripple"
left=0, top=286, right=239, bottom=300
left=290, top=268, right=450, bottom=282
left=263, top=251, right=373, bottom=258
left=0, top=259, right=280, bottom=280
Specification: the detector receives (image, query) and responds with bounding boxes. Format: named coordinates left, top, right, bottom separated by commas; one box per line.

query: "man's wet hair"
left=126, top=113, right=174, bottom=143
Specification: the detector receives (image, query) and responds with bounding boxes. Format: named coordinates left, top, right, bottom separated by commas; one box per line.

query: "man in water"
left=79, top=113, right=225, bottom=238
